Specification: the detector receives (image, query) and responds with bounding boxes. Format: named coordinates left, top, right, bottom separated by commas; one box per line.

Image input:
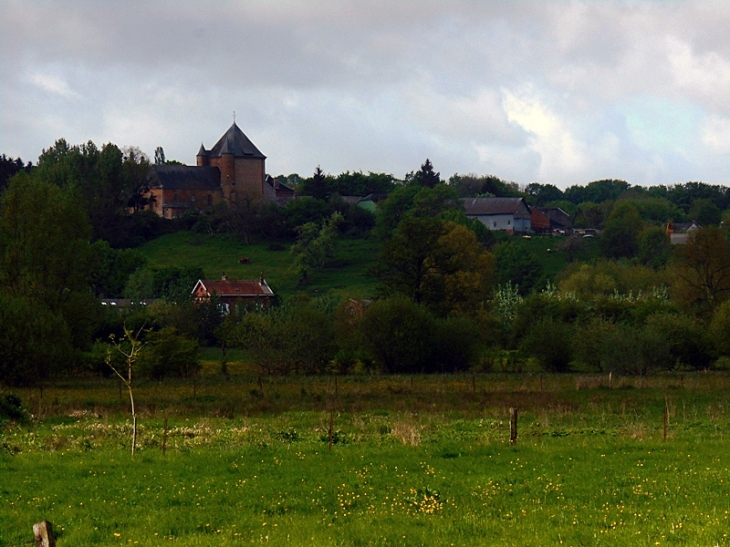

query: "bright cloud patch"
left=501, top=89, right=587, bottom=181
left=26, top=72, right=80, bottom=100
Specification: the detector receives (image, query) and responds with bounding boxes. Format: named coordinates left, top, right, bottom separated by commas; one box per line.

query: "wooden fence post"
left=33, top=521, right=55, bottom=547
left=509, top=407, right=518, bottom=445
left=328, top=407, right=335, bottom=451
left=663, top=399, right=669, bottom=442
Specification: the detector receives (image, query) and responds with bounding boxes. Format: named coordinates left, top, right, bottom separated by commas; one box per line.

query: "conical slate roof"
left=208, top=122, right=266, bottom=159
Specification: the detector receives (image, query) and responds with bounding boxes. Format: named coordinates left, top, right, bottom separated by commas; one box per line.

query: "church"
left=145, top=123, right=293, bottom=218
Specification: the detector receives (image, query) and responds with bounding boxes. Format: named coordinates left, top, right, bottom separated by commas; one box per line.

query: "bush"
left=359, top=296, right=436, bottom=373
left=520, top=318, right=573, bottom=373
left=431, top=316, right=485, bottom=372
left=645, top=312, right=713, bottom=371
left=0, top=392, right=28, bottom=425
left=138, top=327, right=201, bottom=380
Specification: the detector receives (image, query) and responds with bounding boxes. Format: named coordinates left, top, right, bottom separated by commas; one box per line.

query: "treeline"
left=4, top=142, right=730, bottom=387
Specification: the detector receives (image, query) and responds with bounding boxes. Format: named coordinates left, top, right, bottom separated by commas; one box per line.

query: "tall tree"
left=377, top=218, right=494, bottom=316
left=407, top=158, right=441, bottom=188
left=671, top=227, right=730, bottom=317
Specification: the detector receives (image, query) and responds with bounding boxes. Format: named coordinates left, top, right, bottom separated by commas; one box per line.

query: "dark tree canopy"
left=0, top=154, right=32, bottom=193
left=406, top=159, right=441, bottom=188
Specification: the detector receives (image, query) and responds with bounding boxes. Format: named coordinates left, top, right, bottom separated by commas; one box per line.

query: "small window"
left=493, top=221, right=497, bottom=228
left=507, top=220, right=511, bottom=225
left=173, top=193, right=179, bottom=202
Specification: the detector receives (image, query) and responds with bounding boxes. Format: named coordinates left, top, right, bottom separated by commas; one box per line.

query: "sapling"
left=106, top=324, right=145, bottom=456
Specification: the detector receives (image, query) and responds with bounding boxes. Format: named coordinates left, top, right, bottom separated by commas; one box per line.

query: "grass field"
left=136, top=232, right=382, bottom=300
left=3, top=372, right=730, bottom=546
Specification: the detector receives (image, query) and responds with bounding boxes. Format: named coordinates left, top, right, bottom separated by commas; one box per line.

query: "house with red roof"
left=192, top=274, right=275, bottom=314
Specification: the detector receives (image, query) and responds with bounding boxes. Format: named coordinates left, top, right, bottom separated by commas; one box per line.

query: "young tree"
left=291, top=212, right=343, bottom=285
left=106, top=325, right=145, bottom=456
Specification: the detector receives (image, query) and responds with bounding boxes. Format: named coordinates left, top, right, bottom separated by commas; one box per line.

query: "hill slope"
left=137, top=231, right=382, bottom=300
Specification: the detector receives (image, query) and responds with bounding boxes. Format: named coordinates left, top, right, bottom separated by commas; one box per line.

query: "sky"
left=2, top=0, right=730, bottom=189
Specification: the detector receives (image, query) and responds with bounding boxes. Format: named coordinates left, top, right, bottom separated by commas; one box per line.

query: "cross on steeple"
left=233, top=110, right=236, bottom=123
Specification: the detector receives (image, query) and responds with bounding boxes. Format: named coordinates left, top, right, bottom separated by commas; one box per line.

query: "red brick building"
left=145, top=123, right=292, bottom=218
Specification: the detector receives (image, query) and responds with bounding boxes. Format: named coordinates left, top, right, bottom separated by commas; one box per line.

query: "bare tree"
left=106, top=325, right=145, bottom=456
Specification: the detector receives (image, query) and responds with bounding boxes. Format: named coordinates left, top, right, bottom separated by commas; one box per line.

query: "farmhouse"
left=145, top=123, right=294, bottom=218
left=533, top=207, right=573, bottom=234
left=461, top=197, right=532, bottom=233
left=192, top=275, right=275, bottom=314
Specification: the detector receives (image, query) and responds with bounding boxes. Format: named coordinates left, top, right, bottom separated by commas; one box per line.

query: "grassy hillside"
left=137, top=232, right=382, bottom=300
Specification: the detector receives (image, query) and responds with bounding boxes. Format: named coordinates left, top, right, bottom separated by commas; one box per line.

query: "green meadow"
left=3, top=373, right=730, bottom=546
left=137, top=232, right=382, bottom=300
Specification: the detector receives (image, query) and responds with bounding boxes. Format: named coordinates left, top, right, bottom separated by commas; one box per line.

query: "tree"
left=671, top=227, right=730, bottom=317
left=407, top=159, right=440, bottom=188
left=600, top=202, right=644, bottom=259
left=0, top=293, right=74, bottom=387
left=0, top=154, right=31, bottom=193
left=306, top=166, right=329, bottom=200
left=525, top=183, right=564, bottom=206
left=359, top=296, right=436, bottom=373
left=106, top=325, right=146, bottom=456
left=559, top=235, right=585, bottom=263
left=494, top=242, right=544, bottom=295
left=377, top=218, right=494, bottom=316
left=638, top=226, right=672, bottom=269
left=291, top=212, right=343, bottom=284
left=689, top=198, right=722, bottom=226
left=138, top=327, right=201, bottom=379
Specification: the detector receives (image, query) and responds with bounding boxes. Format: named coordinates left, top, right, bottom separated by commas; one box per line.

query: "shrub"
left=359, top=296, right=436, bottom=373
left=520, top=318, right=573, bottom=373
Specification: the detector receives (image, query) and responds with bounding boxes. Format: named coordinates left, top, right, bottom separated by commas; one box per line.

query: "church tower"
left=200, top=122, right=266, bottom=203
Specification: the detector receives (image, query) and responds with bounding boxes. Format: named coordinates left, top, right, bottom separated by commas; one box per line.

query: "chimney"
left=259, top=272, right=264, bottom=285
left=222, top=272, right=228, bottom=281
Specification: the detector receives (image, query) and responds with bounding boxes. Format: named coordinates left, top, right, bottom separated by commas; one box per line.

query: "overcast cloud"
left=2, top=0, right=730, bottom=188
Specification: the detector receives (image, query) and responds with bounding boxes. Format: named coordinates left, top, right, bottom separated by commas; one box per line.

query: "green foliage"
left=524, top=182, right=564, bottom=205
left=494, top=241, right=544, bottom=295
left=232, top=298, right=337, bottom=376
left=564, top=179, right=629, bottom=204
left=572, top=318, right=667, bottom=375
left=359, top=296, right=436, bottom=373
left=600, top=202, right=644, bottom=259
left=0, top=293, right=75, bottom=386
left=689, top=198, right=722, bottom=226
left=138, top=327, right=201, bottom=380
left=644, top=312, right=713, bottom=371
left=637, top=226, right=672, bottom=269
left=88, top=240, right=148, bottom=297
left=448, top=173, right=521, bottom=198
left=431, top=315, right=486, bottom=372
left=405, top=158, right=440, bottom=188
left=33, top=139, right=153, bottom=247
left=291, top=212, right=343, bottom=284
left=671, top=227, right=730, bottom=317
left=377, top=219, right=494, bottom=316
left=520, top=317, right=573, bottom=372
left=710, top=300, right=730, bottom=356
left=0, top=392, right=28, bottom=425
